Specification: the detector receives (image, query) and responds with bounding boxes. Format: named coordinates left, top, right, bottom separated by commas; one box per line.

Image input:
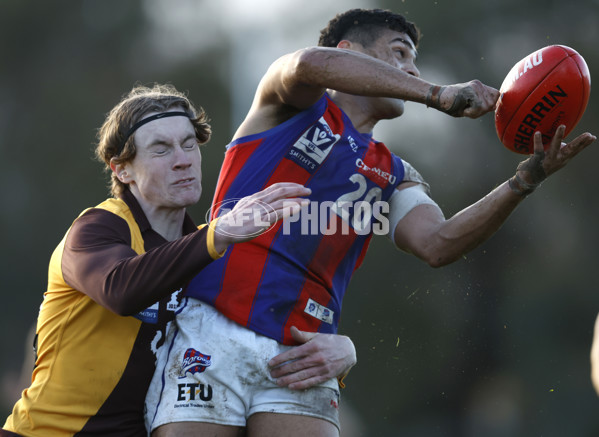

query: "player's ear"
left=337, top=40, right=352, bottom=49
left=110, top=158, right=132, bottom=184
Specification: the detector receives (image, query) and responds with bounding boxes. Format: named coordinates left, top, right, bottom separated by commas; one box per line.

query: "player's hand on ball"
left=429, top=80, right=499, bottom=118
left=538, top=125, right=596, bottom=177
left=212, top=183, right=310, bottom=252
left=515, top=126, right=596, bottom=188
left=268, top=327, right=357, bottom=390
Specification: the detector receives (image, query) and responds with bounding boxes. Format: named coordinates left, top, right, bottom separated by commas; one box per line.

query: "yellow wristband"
left=202, top=218, right=226, bottom=260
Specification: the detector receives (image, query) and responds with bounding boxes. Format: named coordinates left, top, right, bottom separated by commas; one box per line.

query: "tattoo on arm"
left=445, top=87, right=475, bottom=117
left=425, top=85, right=446, bottom=109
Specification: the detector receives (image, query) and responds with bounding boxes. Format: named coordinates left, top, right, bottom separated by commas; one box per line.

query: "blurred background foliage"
left=1, top=0, right=598, bottom=435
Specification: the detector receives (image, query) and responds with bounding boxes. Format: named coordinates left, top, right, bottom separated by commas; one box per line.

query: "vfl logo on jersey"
left=287, top=117, right=340, bottom=173
left=179, top=348, right=212, bottom=378
left=304, top=298, right=334, bottom=325
left=134, top=302, right=159, bottom=324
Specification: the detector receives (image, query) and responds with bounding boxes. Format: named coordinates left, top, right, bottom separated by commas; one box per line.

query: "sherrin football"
left=495, top=45, right=591, bottom=154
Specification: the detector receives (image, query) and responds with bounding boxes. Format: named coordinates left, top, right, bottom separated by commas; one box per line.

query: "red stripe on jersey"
left=357, top=141, right=395, bottom=189
left=322, top=96, right=344, bottom=134
left=214, top=224, right=280, bottom=325
left=211, top=138, right=263, bottom=219
left=281, top=215, right=357, bottom=343
left=264, top=156, right=312, bottom=185
left=213, top=98, right=348, bottom=333
left=213, top=147, right=313, bottom=325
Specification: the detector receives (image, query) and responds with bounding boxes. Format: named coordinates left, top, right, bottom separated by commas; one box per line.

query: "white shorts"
left=145, top=298, right=341, bottom=432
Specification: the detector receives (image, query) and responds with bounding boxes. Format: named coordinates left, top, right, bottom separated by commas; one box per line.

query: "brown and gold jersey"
left=3, top=190, right=221, bottom=436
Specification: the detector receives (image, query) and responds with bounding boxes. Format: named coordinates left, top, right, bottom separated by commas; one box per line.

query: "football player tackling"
left=146, top=8, right=595, bottom=437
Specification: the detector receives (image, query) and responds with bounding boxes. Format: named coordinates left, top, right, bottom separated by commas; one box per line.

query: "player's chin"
left=395, top=100, right=405, bottom=116
left=173, top=186, right=202, bottom=208
left=381, top=98, right=405, bottom=119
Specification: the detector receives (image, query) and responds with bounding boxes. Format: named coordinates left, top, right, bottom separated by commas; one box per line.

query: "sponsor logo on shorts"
left=330, top=389, right=340, bottom=410
left=304, top=298, right=334, bottom=324
left=177, top=383, right=213, bottom=403
left=179, top=348, right=212, bottom=378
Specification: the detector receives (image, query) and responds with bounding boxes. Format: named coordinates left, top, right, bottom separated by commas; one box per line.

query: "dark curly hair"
left=318, top=8, right=420, bottom=49
left=96, top=83, right=211, bottom=197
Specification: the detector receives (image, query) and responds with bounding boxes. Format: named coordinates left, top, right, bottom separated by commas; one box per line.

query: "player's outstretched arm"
left=267, top=327, right=357, bottom=390
left=256, top=47, right=498, bottom=118
left=394, top=126, right=596, bottom=267
left=212, top=183, right=311, bottom=253
left=519, top=126, right=595, bottom=183
left=426, top=81, right=499, bottom=118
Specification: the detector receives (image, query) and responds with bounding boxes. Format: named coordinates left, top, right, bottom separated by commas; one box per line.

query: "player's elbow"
left=424, top=254, right=457, bottom=269
left=287, top=47, right=328, bottom=84
left=98, top=290, right=146, bottom=316
left=417, top=242, right=462, bottom=268
left=105, top=299, right=139, bottom=317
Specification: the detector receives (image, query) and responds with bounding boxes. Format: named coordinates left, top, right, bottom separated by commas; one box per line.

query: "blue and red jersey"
left=185, top=94, right=406, bottom=344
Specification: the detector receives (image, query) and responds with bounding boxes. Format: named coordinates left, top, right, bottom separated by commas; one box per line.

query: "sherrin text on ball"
left=495, top=45, right=591, bottom=154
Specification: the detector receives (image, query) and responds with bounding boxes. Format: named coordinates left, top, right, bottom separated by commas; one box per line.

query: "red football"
left=495, top=45, right=591, bottom=154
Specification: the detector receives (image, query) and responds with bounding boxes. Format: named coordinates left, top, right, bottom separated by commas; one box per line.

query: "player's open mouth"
left=174, top=178, right=195, bottom=186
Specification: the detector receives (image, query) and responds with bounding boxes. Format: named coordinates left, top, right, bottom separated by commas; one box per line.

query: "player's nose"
left=403, top=62, right=420, bottom=78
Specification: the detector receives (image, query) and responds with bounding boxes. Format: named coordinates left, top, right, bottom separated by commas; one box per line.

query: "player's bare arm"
left=278, top=47, right=497, bottom=114
left=393, top=127, right=595, bottom=267
left=236, top=45, right=499, bottom=139
left=234, top=49, right=335, bottom=138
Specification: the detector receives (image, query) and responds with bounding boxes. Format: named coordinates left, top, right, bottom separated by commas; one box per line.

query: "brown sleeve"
left=61, top=208, right=216, bottom=316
